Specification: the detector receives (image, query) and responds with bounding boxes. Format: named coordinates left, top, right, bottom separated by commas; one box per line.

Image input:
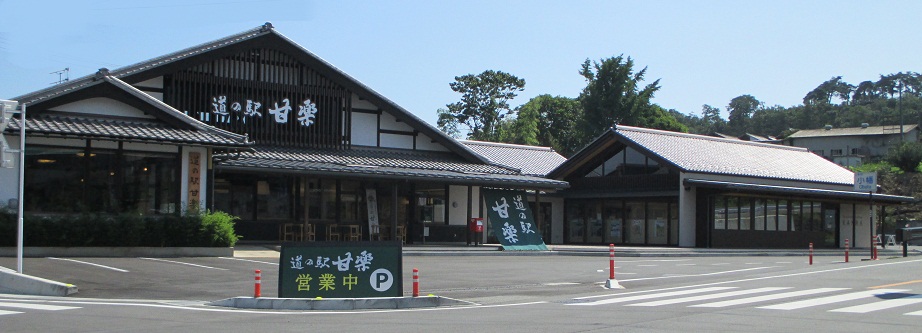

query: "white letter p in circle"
left=370, top=268, right=393, bottom=292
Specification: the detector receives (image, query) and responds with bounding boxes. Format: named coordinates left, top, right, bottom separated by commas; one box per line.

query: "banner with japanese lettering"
left=482, top=189, right=548, bottom=251
left=278, top=241, right=402, bottom=298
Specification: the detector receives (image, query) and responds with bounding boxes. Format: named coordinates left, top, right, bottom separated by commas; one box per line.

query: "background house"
left=785, top=124, right=919, bottom=167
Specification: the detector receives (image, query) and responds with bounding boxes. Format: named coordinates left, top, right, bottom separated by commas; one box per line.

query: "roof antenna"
left=49, top=68, right=69, bottom=85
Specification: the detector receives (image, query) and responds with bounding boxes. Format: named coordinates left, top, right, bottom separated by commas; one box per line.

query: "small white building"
left=786, top=124, right=919, bottom=167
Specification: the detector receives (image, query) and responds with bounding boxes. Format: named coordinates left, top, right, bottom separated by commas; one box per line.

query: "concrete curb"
left=208, top=295, right=473, bottom=310
left=0, top=247, right=233, bottom=258
left=0, top=270, right=78, bottom=296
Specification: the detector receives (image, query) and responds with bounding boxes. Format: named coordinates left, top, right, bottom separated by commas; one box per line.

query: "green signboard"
left=483, top=189, right=548, bottom=251
left=278, top=241, right=403, bottom=298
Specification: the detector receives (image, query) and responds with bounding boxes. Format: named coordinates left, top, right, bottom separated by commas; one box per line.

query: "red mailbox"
left=469, top=218, right=484, bottom=233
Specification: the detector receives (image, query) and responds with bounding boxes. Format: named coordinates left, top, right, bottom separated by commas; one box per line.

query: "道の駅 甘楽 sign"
left=483, top=189, right=548, bottom=251
left=278, top=241, right=402, bottom=298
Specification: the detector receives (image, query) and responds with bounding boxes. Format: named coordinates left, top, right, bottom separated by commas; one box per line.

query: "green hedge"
left=0, top=210, right=240, bottom=247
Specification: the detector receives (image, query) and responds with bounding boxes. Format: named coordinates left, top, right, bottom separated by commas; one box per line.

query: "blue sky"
left=2, top=0, right=920, bottom=128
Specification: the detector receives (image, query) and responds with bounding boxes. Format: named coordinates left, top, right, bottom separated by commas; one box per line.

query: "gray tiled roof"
left=217, top=146, right=569, bottom=189
left=616, top=125, right=855, bottom=185
left=461, top=140, right=567, bottom=176
left=9, top=23, right=488, bottom=165
left=7, top=115, right=251, bottom=147
left=787, top=124, right=918, bottom=138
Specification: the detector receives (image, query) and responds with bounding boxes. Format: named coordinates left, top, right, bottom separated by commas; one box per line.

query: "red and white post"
left=412, top=268, right=419, bottom=297
left=604, top=243, right=624, bottom=289
left=254, top=269, right=262, bottom=298
left=809, top=243, right=813, bottom=265
left=845, top=238, right=849, bottom=263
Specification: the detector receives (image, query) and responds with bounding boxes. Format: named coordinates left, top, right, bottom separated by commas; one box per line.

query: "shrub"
left=0, top=210, right=240, bottom=247
left=887, top=142, right=922, bottom=172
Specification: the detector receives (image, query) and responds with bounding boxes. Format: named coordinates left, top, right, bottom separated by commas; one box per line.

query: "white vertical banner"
left=366, top=189, right=379, bottom=231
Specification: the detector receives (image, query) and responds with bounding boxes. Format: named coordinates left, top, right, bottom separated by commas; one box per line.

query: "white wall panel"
left=51, top=98, right=154, bottom=119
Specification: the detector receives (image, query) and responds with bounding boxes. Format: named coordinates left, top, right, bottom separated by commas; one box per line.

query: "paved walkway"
left=233, top=243, right=922, bottom=258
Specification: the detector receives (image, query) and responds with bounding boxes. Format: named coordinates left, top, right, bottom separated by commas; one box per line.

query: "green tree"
left=726, top=94, right=761, bottom=135
left=438, top=70, right=526, bottom=141
left=577, top=55, right=682, bottom=144
left=700, top=104, right=726, bottom=134
left=509, top=95, right=583, bottom=156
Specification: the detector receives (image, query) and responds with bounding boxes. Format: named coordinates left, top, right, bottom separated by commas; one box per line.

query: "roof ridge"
left=615, top=124, right=807, bottom=152
left=460, top=139, right=555, bottom=151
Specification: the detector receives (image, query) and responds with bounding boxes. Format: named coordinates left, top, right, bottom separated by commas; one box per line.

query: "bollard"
left=845, top=238, right=849, bottom=263
left=604, top=243, right=623, bottom=289
left=809, top=243, right=813, bottom=265
left=609, top=243, right=615, bottom=280
left=412, top=268, right=419, bottom=297
left=254, top=269, right=262, bottom=298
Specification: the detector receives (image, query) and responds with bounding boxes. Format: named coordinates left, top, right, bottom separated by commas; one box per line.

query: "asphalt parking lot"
left=2, top=245, right=907, bottom=302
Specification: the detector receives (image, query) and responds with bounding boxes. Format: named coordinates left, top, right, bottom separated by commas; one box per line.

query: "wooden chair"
left=396, top=225, right=406, bottom=244
left=305, top=224, right=316, bottom=241
left=348, top=225, right=362, bottom=241
left=327, top=224, right=341, bottom=241
left=282, top=223, right=302, bottom=241
left=370, top=224, right=381, bottom=240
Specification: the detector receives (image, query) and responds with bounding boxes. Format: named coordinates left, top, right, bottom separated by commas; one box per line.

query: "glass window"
left=713, top=196, right=726, bottom=230
left=777, top=200, right=789, bottom=231
left=754, top=199, right=765, bottom=231
left=415, top=184, right=445, bottom=224
left=320, top=180, right=337, bottom=221
left=791, top=201, right=802, bottom=231
left=739, top=198, right=751, bottom=231
left=214, top=175, right=254, bottom=220
left=602, top=200, right=623, bottom=244
left=766, top=199, right=777, bottom=231
left=121, top=152, right=178, bottom=214
left=256, top=176, right=291, bottom=220
left=585, top=200, right=603, bottom=243
left=566, top=200, right=586, bottom=243
left=625, top=202, right=645, bottom=244
left=339, top=180, right=364, bottom=223
left=727, top=197, right=740, bottom=230
left=647, top=202, right=668, bottom=245
left=810, top=202, right=823, bottom=232
left=24, top=146, right=178, bottom=215
left=24, top=147, right=85, bottom=213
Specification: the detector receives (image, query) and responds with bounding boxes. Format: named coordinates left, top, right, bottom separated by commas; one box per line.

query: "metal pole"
left=869, top=192, right=873, bottom=260
left=16, top=104, right=26, bottom=274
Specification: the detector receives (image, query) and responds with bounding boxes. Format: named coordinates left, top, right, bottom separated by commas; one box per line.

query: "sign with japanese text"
left=854, top=172, right=877, bottom=192
left=206, top=95, right=318, bottom=127
left=278, top=241, right=402, bottom=298
left=187, top=152, right=201, bottom=206
left=482, top=189, right=548, bottom=251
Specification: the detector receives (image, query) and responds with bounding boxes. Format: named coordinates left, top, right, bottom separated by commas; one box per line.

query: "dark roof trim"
left=684, top=179, right=915, bottom=204
left=217, top=165, right=569, bottom=190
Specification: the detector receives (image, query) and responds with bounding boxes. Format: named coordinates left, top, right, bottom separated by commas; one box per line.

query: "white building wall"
left=379, top=133, right=414, bottom=149
left=678, top=172, right=697, bottom=247
left=416, top=133, right=449, bottom=152
left=51, top=98, right=154, bottom=119
left=350, top=112, right=378, bottom=146
left=448, top=185, right=469, bottom=226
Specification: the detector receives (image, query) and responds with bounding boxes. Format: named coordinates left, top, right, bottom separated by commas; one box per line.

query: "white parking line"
left=46, top=257, right=129, bottom=272
left=138, top=258, right=228, bottom=270
left=0, top=302, right=80, bottom=311
left=219, top=257, right=279, bottom=265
